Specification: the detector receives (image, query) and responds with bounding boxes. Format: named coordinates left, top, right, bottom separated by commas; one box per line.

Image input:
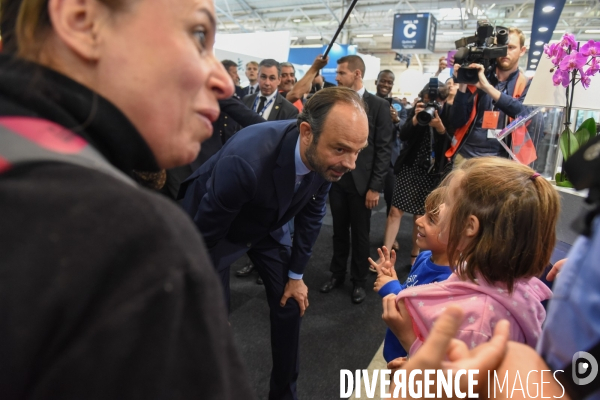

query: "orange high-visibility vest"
left=446, top=73, right=531, bottom=162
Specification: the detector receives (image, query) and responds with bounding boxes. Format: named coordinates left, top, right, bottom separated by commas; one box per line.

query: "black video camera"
left=454, top=20, right=509, bottom=84
left=417, top=78, right=442, bottom=126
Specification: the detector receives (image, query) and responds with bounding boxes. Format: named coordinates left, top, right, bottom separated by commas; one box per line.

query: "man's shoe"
left=235, top=262, right=254, bottom=277
left=351, top=286, right=366, bottom=304
left=256, top=276, right=263, bottom=285
left=320, top=277, right=344, bottom=293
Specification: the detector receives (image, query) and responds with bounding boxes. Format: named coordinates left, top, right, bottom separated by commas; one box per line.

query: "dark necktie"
left=257, top=96, right=267, bottom=114
left=250, top=86, right=255, bottom=94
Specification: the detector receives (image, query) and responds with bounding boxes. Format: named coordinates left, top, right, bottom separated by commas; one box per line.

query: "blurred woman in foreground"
left=0, top=0, right=253, bottom=397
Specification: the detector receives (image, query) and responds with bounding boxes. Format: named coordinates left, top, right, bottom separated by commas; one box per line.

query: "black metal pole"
left=322, top=0, right=359, bottom=58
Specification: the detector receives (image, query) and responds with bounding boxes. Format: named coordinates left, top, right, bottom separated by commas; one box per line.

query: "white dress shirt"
left=255, top=91, right=278, bottom=120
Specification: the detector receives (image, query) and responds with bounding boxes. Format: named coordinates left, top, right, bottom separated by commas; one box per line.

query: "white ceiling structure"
left=215, top=0, right=600, bottom=73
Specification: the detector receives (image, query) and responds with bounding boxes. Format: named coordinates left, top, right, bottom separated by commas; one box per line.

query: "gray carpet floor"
left=228, top=196, right=416, bottom=400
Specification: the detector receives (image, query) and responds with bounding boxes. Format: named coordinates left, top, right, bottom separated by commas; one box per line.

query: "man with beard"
left=179, top=87, right=368, bottom=400
left=448, top=27, right=531, bottom=167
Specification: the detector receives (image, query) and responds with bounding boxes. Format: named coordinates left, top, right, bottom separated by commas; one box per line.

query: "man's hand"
left=388, top=306, right=511, bottom=399
left=547, top=258, right=567, bottom=281
left=390, top=106, right=400, bottom=124
left=312, top=54, right=329, bottom=70
left=382, top=295, right=417, bottom=351
left=280, top=278, right=309, bottom=316
left=429, top=110, right=445, bottom=133
left=365, top=189, right=380, bottom=209
left=467, top=63, right=491, bottom=90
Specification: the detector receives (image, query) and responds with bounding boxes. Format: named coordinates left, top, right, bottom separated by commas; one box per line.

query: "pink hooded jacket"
left=397, top=273, right=552, bottom=355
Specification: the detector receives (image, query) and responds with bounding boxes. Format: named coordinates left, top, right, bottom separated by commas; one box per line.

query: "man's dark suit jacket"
left=349, top=90, right=393, bottom=195
left=243, top=92, right=299, bottom=121
left=164, top=96, right=265, bottom=199
left=179, top=120, right=331, bottom=274
left=243, top=84, right=258, bottom=97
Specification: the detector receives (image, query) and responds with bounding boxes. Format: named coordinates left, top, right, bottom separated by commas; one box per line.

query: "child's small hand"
left=374, top=274, right=396, bottom=292
left=368, top=246, right=397, bottom=277
left=382, top=294, right=417, bottom=352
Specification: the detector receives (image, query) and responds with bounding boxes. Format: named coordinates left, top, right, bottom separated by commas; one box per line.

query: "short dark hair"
left=337, top=55, right=366, bottom=79
left=377, top=70, right=395, bottom=80
left=418, top=80, right=449, bottom=101
left=297, top=87, right=367, bottom=143
left=259, top=59, right=281, bottom=76
left=221, top=59, right=237, bottom=70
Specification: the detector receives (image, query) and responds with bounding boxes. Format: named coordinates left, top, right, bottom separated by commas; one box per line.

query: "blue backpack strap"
left=0, top=117, right=135, bottom=186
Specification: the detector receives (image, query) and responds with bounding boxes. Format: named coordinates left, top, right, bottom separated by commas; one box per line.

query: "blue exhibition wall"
left=288, top=44, right=358, bottom=84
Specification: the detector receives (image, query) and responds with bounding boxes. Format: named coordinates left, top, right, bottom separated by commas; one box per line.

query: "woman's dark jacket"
left=0, top=54, right=253, bottom=399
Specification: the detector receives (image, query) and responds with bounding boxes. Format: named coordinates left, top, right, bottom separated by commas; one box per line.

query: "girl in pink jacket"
left=382, top=157, right=559, bottom=356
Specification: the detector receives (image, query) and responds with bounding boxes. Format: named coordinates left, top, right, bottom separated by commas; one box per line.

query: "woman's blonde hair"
left=15, top=0, right=124, bottom=60
left=444, top=157, right=559, bottom=292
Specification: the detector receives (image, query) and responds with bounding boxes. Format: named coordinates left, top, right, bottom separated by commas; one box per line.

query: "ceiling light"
left=585, top=29, right=600, bottom=33
left=530, top=65, right=537, bottom=69
left=533, top=50, right=541, bottom=55
left=522, top=30, right=532, bottom=34
left=525, top=70, right=536, bottom=77
left=383, top=33, right=393, bottom=37
left=356, top=34, right=373, bottom=38
left=306, top=35, right=322, bottom=40
left=290, top=37, right=298, bottom=40
left=531, top=59, right=539, bottom=63
left=535, top=40, right=545, bottom=46
left=542, top=5, right=555, bottom=12
left=293, top=19, right=302, bottom=22
left=539, top=27, right=549, bottom=32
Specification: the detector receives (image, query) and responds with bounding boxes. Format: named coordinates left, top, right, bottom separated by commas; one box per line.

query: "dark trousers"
left=383, top=166, right=395, bottom=216
left=217, top=236, right=300, bottom=400
left=328, top=173, right=372, bottom=288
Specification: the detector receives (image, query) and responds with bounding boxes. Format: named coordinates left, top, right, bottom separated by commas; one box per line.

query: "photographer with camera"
left=378, top=80, right=452, bottom=267
left=448, top=26, right=531, bottom=167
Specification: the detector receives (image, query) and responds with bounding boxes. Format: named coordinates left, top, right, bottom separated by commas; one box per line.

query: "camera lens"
left=417, top=106, right=436, bottom=126
left=496, top=27, right=509, bottom=45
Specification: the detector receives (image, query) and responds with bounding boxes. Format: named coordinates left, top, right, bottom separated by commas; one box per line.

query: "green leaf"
left=577, top=117, right=596, bottom=138
left=556, top=179, right=574, bottom=188
left=575, top=117, right=596, bottom=146
left=559, top=128, right=579, bottom=161
left=575, top=128, right=591, bottom=147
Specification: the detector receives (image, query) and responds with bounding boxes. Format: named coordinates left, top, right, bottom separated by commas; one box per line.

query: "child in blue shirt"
left=369, top=186, right=451, bottom=362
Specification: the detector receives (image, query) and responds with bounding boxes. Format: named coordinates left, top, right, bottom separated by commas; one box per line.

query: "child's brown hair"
left=444, top=157, right=560, bottom=292
left=424, top=186, right=447, bottom=219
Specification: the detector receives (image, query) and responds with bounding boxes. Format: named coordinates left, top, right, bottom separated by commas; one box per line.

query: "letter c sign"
left=404, top=23, right=417, bottom=38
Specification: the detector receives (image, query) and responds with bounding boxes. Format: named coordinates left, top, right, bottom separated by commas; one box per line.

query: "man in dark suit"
left=179, top=87, right=368, bottom=400
left=243, top=60, right=259, bottom=96
left=320, top=55, right=393, bottom=304
left=243, top=59, right=298, bottom=121
left=222, top=59, right=246, bottom=99
left=164, top=96, right=265, bottom=200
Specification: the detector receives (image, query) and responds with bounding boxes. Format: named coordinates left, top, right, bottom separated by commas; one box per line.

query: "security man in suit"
left=179, top=87, right=369, bottom=400
left=243, top=59, right=299, bottom=121
left=320, top=55, right=393, bottom=304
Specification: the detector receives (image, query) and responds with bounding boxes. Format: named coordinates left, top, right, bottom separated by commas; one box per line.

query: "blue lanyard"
left=252, top=94, right=275, bottom=116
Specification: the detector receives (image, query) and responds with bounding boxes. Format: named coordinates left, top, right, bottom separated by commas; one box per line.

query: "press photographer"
left=448, top=25, right=531, bottom=167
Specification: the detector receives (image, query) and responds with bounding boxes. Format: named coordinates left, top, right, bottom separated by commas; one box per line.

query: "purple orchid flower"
left=579, top=68, right=592, bottom=88
left=560, top=51, right=587, bottom=72
left=580, top=40, right=600, bottom=57
left=587, top=57, right=600, bottom=76
left=560, top=33, right=578, bottom=49
left=551, top=46, right=567, bottom=66
left=553, top=68, right=571, bottom=87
